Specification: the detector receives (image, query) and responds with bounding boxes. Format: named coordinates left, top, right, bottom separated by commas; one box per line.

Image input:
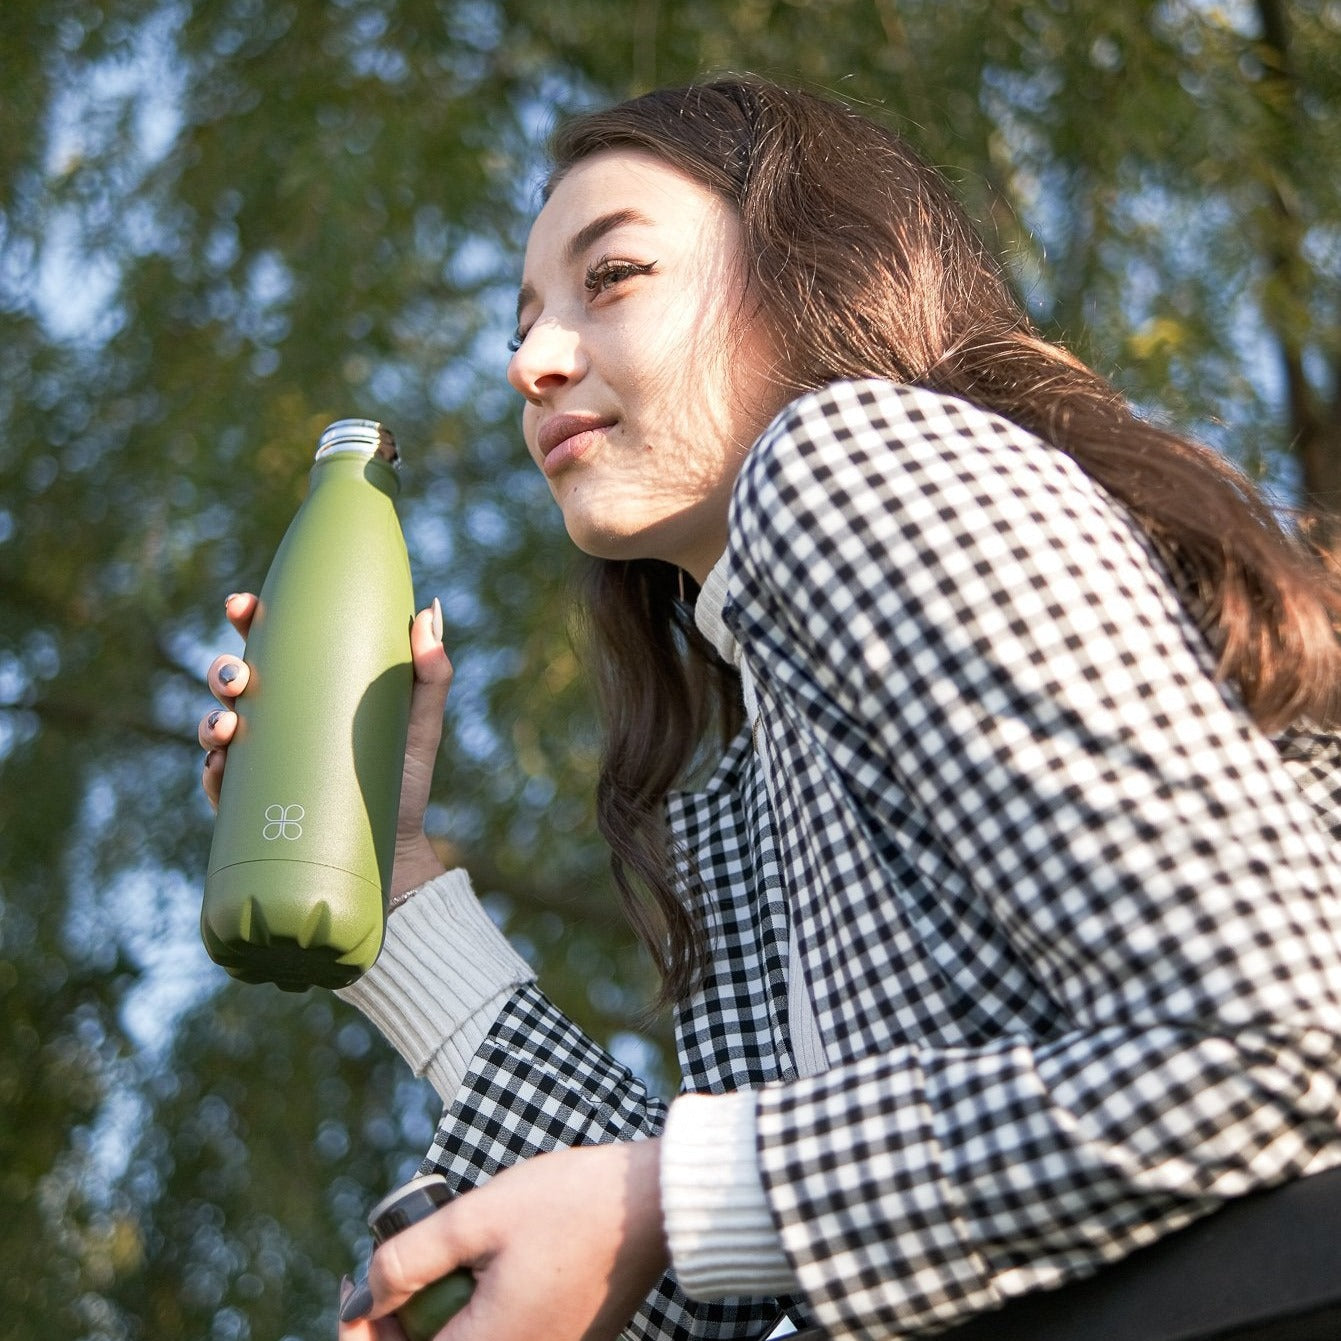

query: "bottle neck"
left=310, top=450, right=401, bottom=501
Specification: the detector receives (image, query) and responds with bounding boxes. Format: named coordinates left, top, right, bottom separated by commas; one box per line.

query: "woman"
left=200, top=78, right=1341, bottom=1340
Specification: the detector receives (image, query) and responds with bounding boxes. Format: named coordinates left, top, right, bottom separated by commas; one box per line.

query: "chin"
left=568, top=533, right=643, bottom=564
left=563, top=516, right=657, bottom=565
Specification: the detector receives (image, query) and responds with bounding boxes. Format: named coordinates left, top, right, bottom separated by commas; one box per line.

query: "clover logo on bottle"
left=262, top=804, right=305, bottom=841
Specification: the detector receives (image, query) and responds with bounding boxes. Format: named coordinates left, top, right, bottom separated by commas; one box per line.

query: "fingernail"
left=224, top=593, right=241, bottom=608
left=431, top=597, right=443, bottom=644
left=218, top=664, right=239, bottom=686
left=207, top=709, right=222, bottom=730
left=339, top=1278, right=373, bottom=1323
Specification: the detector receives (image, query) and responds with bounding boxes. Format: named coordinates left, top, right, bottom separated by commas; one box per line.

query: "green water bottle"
left=366, top=1174, right=475, bottom=1339
left=201, top=419, right=415, bottom=992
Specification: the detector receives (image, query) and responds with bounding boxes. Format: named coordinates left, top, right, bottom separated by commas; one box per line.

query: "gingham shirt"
left=418, top=379, right=1341, bottom=1339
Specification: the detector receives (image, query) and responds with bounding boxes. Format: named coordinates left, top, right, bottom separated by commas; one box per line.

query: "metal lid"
left=315, top=418, right=399, bottom=466
left=366, top=1173, right=451, bottom=1242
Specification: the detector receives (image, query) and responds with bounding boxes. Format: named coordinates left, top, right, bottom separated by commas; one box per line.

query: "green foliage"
left=109, top=989, right=437, bottom=1340
left=0, top=1, right=1336, bottom=1336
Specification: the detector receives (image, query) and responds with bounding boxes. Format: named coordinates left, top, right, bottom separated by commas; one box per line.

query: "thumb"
left=399, top=600, right=453, bottom=827
left=411, top=597, right=453, bottom=695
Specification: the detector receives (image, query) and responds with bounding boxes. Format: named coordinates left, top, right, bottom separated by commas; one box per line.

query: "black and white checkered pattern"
left=422, top=380, right=1341, bottom=1339
left=421, top=979, right=795, bottom=1338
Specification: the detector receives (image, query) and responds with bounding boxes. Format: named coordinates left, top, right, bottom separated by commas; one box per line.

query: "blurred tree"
left=0, top=0, right=1335, bottom=1337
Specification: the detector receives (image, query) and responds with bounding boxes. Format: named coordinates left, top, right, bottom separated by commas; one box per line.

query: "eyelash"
left=584, top=256, right=656, bottom=294
left=508, top=256, right=657, bottom=352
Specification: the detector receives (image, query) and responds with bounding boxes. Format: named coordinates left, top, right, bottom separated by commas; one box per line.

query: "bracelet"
left=386, top=887, right=418, bottom=915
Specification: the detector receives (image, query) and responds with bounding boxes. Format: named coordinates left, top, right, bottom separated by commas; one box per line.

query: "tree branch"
left=1250, top=0, right=1341, bottom=523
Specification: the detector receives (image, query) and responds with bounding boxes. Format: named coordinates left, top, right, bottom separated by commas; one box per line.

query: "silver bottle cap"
left=315, top=418, right=399, bottom=466
left=366, top=1173, right=451, bottom=1242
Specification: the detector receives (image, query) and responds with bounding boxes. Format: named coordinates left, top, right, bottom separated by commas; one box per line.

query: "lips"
left=535, top=413, right=616, bottom=476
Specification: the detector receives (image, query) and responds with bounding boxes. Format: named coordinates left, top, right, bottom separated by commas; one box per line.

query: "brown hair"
left=544, top=77, right=1341, bottom=1004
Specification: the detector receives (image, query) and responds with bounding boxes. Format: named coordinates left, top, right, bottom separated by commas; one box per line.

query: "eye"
left=584, top=257, right=656, bottom=296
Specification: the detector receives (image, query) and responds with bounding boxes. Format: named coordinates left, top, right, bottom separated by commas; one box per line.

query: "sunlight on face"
left=507, top=149, right=785, bottom=581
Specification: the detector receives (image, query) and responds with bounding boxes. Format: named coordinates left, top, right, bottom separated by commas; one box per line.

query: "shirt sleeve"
left=418, top=980, right=795, bottom=1340
left=723, top=379, right=1341, bottom=1338
left=334, top=868, right=536, bottom=1100
left=340, top=877, right=793, bottom=1340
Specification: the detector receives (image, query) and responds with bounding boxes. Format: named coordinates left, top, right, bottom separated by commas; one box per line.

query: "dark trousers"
left=786, top=1165, right=1341, bottom=1341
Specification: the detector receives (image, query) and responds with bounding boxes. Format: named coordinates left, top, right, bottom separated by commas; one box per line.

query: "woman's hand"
left=338, top=1279, right=408, bottom=1341
left=338, top=1140, right=669, bottom=1341
left=198, top=591, right=455, bottom=898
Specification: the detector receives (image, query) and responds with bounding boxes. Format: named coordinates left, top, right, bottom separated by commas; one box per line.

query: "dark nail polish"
left=339, top=1277, right=373, bottom=1323
left=207, top=709, right=222, bottom=730
left=218, top=664, right=239, bottom=686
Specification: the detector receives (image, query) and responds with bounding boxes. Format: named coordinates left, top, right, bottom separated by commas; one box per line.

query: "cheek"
left=608, top=318, right=679, bottom=401
left=519, top=403, right=542, bottom=454
left=731, top=323, right=790, bottom=439
left=647, top=329, right=738, bottom=435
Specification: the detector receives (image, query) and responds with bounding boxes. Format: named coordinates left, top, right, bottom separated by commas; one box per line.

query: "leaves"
left=0, top=2, right=1337, bottom=1336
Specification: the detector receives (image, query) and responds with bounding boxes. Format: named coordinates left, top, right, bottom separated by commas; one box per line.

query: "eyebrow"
left=514, top=207, right=654, bottom=325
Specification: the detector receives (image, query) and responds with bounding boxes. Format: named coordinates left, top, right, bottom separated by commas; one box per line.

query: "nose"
left=506, top=318, right=586, bottom=404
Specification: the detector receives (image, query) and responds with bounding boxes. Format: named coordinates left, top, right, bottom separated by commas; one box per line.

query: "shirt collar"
left=693, top=552, right=741, bottom=668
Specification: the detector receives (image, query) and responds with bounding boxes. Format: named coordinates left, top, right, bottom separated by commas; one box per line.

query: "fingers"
left=337, top=1276, right=407, bottom=1340
left=198, top=701, right=238, bottom=810
left=396, top=601, right=453, bottom=847
left=199, top=594, right=252, bottom=813
left=207, top=652, right=249, bottom=704
left=207, top=596, right=445, bottom=711
left=344, top=1144, right=668, bottom=1341
left=208, top=593, right=255, bottom=711
left=198, top=704, right=238, bottom=753
left=405, top=601, right=453, bottom=759
left=199, top=649, right=246, bottom=812
left=224, top=591, right=258, bottom=639
left=348, top=1203, right=472, bottom=1327
left=411, top=597, right=453, bottom=689
left=201, top=746, right=225, bottom=812
left=201, top=594, right=452, bottom=828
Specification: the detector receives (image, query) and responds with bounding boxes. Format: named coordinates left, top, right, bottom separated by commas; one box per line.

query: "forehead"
left=525, top=148, right=734, bottom=262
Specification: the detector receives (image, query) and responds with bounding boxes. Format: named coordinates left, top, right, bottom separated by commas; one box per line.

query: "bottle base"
left=201, top=859, right=385, bottom=991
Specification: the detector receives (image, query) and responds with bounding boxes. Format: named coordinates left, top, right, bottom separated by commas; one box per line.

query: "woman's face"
left=507, top=149, right=785, bottom=582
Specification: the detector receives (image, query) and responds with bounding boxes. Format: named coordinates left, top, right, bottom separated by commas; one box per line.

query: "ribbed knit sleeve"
left=661, top=1090, right=800, bottom=1298
left=336, top=868, right=536, bottom=1100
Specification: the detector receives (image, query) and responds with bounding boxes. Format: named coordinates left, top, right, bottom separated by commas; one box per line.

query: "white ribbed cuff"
left=336, top=869, right=535, bottom=1100
left=661, top=1091, right=798, bottom=1300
